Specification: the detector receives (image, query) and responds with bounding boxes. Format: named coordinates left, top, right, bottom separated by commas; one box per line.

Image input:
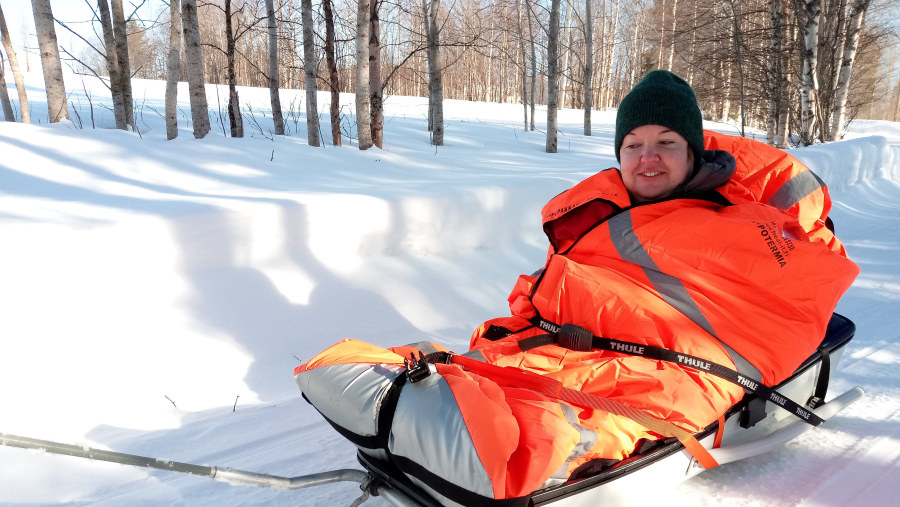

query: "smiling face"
left=619, top=125, right=694, bottom=203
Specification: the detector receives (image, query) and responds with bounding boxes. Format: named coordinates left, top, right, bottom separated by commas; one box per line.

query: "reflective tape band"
left=767, top=170, right=826, bottom=211
left=607, top=210, right=762, bottom=382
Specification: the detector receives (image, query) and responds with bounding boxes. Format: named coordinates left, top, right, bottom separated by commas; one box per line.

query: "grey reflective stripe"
left=389, top=374, right=495, bottom=500
left=767, top=170, right=826, bottom=210
left=608, top=211, right=762, bottom=380
left=296, top=363, right=402, bottom=438
left=549, top=404, right=599, bottom=482
left=462, top=348, right=487, bottom=362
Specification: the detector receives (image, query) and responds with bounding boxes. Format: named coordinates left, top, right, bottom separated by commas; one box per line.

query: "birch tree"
left=524, top=0, right=536, bottom=131
left=182, top=0, right=210, bottom=138
left=301, top=0, right=320, bottom=146
left=583, top=0, right=593, bottom=136
left=776, top=1, right=793, bottom=148
left=516, top=0, right=528, bottom=130
left=798, top=0, right=822, bottom=146
left=829, top=0, right=870, bottom=141
left=98, top=0, right=126, bottom=129
left=424, top=0, right=443, bottom=145
left=355, top=0, right=373, bottom=150
left=31, top=0, right=68, bottom=123
left=546, top=0, right=561, bottom=153
left=323, top=0, right=341, bottom=145
left=165, top=0, right=181, bottom=140
left=224, top=0, right=243, bottom=137
left=369, top=0, right=383, bottom=148
left=0, top=53, right=13, bottom=121
left=110, top=0, right=134, bottom=128
left=767, top=0, right=783, bottom=145
left=0, top=4, right=29, bottom=123
left=265, top=0, right=284, bottom=136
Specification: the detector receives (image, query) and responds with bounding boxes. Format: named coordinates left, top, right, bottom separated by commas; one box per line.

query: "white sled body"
left=358, top=313, right=862, bottom=507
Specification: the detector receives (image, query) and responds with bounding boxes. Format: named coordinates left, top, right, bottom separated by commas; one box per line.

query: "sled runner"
left=310, top=312, right=863, bottom=507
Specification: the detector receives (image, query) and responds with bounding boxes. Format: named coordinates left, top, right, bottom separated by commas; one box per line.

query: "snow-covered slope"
left=1, top=74, right=898, bottom=505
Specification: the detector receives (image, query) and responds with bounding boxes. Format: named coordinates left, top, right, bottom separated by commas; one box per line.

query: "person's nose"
left=640, top=145, right=660, bottom=162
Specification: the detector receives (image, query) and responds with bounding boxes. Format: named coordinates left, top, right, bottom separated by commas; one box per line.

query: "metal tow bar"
left=0, top=432, right=417, bottom=506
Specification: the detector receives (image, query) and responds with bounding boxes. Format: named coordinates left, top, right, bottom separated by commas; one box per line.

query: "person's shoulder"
left=541, top=169, right=628, bottom=222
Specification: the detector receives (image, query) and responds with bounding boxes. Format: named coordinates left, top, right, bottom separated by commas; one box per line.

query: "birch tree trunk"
left=323, top=0, right=341, bottom=145
left=666, top=0, right=678, bottom=71
left=776, top=1, right=793, bottom=148
left=516, top=0, right=528, bottom=130
left=165, top=0, right=181, bottom=140
left=657, top=0, right=667, bottom=68
left=524, top=0, right=536, bottom=131
left=583, top=0, right=593, bottom=136
left=424, top=0, right=443, bottom=145
left=559, top=0, right=570, bottom=108
left=0, top=57, right=14, bottom=121
left=545, top=0, right=561, bottom=153
left=265, top=0, right=284, bottom=135
left=829, top=0, right=869, bottom=141
left=181, top=0, right=210, bottom=138
left=355, top=0, right=373, bottom=150
left=369, top=0, right=383, bottom=148
left=31, top=0, right=68, bottom=123
left=730, top=0, right=746, bottom=136
left=767, top=0, right=781, bottom=145
left=799, top=0, right=821, bottom=146
left=301, top=0, right=320, bottom=146
left=110, top=0, right=134, bottom=128
left=98, top=0, right=126, bottom=129
left=0, top=4, right=29, bottom=123
left=225, top=0, right=243, bottom=138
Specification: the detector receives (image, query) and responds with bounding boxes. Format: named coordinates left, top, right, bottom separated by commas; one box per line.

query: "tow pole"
left=0, top=433, right=417, bottom=506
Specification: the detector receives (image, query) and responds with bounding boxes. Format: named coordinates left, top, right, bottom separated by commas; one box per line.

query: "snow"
left=1, top=73, right=899, bottom=506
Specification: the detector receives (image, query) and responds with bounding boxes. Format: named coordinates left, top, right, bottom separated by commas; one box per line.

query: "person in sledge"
left=296, top=70, right=859, bottom=505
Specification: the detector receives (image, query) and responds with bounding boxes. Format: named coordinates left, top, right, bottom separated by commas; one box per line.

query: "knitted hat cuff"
left=615, top=71, right=704, bottom=163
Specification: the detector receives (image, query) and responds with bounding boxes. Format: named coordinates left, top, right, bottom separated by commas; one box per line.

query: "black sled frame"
left=356, top=313, right=864, bottom=506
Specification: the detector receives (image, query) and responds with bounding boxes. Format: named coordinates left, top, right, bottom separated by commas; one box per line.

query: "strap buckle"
left=557, top=323, right=593, bottom=352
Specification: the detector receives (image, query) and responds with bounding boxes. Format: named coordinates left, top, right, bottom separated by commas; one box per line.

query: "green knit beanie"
left=614, top=70, right=704, bottom=164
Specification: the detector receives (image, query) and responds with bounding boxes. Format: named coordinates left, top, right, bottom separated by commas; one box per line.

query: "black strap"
left=807, top=346, right=831, bottom=409
left=521, top=320, right=825, bottom=426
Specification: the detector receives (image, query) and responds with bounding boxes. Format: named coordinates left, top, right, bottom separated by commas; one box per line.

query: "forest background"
left=1, top=0, right=899, bottom=152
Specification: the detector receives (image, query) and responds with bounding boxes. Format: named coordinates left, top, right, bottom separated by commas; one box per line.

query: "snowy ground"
left=1, top=73, right=898, bottom=506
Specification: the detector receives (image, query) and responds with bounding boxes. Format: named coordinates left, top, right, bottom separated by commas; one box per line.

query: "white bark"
left=799, top=0, right=821, bottom=145
left=545, top=0, right=561, bottom=153
left=666, top=0, right=678, bottom=71
left=266, top=0, right=284, bottom=136
left=181, top=0, right=210, bottom=138
left=355, top=0, right=373, bottom=150
left=0, top=4, right=29, bottom=122
left=165, top=0, right=181, bottom=140
left=301, top=0, right=320, bottom=147
left=31, top=0, right=68, bottom=123
left=0, top=56, right=14, bottom=121
left=829, top=0, right=870, bottom=141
